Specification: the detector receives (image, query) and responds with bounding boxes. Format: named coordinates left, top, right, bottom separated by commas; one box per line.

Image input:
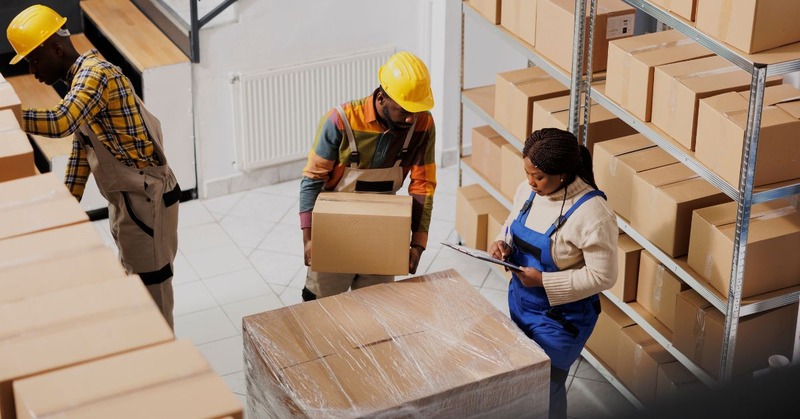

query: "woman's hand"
left=488, top=240, right=511, bottom=261
left=516, top=267, right=543, bottom=287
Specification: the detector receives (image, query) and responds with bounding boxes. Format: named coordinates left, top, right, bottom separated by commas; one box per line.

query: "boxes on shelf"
left=535, top=0, right=635, bottom=73
left=605, top=30, right=713, bottom=121
left=635, top=250, right=689, bottom=332
left=655, top=361, right=703, bottom=402
left=650, top=0, right=696, bottom=22
left=0, top=277, right=174, bottom=419
left=695, top=0, right=800, bottom=54
left=243, top=269, right=551, bottom=419
left=610, top=233, right=643, bottom=303
left=687, top=199, right=800, bottom=299
left=593, top=134, right=678, bottom=221
left=673, top=289, right=797, bottom=379
left=530, top=94, right=637, bottom=153
left=11, top=340, right=242, bottom=419
left=485, top=204, right=510, bottom=251
left=695, top=84, right=800, bottom=188
left=500, top=143, right=526, bottom=201
left=0, top=173, right=88, bottom=241
left=0, top=110, right=34, bottom=183
left=311, top=192, right=411, bottom=275
left=616, top=324, right=676, bottom=405
left=585, top=294, right=636, bottom=374
left=456, top=184, right=509, bottom=251
left=494, top=67, right=569, bottom=141
left=650, top=55, right=781, bottom=151
left=629, top=162, right=730, bottom=257
left=0, top=80, right=22, bottom=125
left=500, top=0, right=538, bottom=46
left=471, top=125, right=508, bottom=187
left=470, top=0, right=502, bottom=24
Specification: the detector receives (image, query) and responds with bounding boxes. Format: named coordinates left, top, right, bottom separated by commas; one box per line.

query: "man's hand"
left=409, top=244, right=424, bottom=274
left=302, top=227, right=312, bottom=266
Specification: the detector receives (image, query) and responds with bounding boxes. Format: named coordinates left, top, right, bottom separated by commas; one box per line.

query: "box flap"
left=618, top=233, right=644, bottom=253
left=635, top=163, right=697, bottom=189
left=596, top=134, right=655, bottom=158
left=314, top=193, right=412, bottom=217
left=496, top=66, right=550, bottom=85
left=0, top=223, right=105, bottom=272
left=695, top=199, right=795, bottom=229
left=0, top=127, right=32, bottom=157
left=677, top=289, right=711, bottom=310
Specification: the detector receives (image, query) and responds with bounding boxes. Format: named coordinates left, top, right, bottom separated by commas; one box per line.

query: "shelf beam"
left=580, top=348, right=645, bottom=409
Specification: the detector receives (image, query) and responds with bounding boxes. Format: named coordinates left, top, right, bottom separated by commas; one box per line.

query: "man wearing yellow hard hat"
left=7, top=5, right=180, bottom=328
left=298, top=51, right=437, bottom=301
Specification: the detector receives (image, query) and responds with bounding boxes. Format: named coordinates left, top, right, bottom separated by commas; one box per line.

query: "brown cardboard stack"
left=0, top=109, right=34, bottom=183
left=243, top=269, right=551, bottom=418
left=593, top=134, right=678, bottom=221
left=673, top=289, right=797, bottom=379
left=650, top=0, right=696, bottom=22
left=494, top=67, right=569, bottom=141
left=500, top=0, right=538, bottom=46
left=0, top=173, right=88, bottom=241
left=635, top=251, right=689, bottom=332
left=535, top=0, right=635, bottom=73
left=688, top=199, right=800, bottom=299
left=585, top=294, right=636, bottom=373
left=605, top=30, right=713, bottom=121
left=629, top=162, right=730, bottom=257
left=655, top=361, right=703, bottom=402
left=471, top=0, right=502, bottom=24
left=500, top=143, right=526, bottom=200
left=531, top=95, right=637, bottom=152
left=311, top=192, right=411, bottom=275
left=617, top=325, right=676, bottom=405
left=695, top=0, right=800, bottom=53
left=486, top=204, right=510, bottom=251
left=650, top=55, right=781, bottom=151
left=12, top=340, right=242, bottom=419
left=456, top=184, right=509, bottom=251
left=0, top=75, right=22, bottom=124
left=471, top=125, right=508, bottom=187
left=695, top=84, right=800, bottom=188
left=610, top=233, right=643, bottom=302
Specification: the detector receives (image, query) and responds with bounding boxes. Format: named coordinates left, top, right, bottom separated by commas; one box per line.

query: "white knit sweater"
left=496, top=178, right=618, bottom=306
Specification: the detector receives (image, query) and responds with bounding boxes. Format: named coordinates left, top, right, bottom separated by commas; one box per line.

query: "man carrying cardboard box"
left=299, top=51, right=436, bottom=301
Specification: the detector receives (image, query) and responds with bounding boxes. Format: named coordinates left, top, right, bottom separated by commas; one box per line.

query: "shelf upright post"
left=568, top=0, right=589, bottom=136
left=581, top=0, right=597, bottom=146
left=458, top=2, right=466, bottom=188
left=720, top=64, right=768, bottom=381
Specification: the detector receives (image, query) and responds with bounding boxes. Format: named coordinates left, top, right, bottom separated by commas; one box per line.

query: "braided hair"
left=522, top=128, right=598, bottom=190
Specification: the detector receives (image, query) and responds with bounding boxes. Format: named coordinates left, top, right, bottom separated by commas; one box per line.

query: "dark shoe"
left=302, top=286, right=317, bottom=302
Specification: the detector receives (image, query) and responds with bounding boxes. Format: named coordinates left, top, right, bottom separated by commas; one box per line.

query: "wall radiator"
left=231, top=48, right=395, bottom=171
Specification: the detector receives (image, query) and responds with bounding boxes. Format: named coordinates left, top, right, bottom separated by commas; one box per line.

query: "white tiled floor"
left=92, top=165, right=636, bottom=418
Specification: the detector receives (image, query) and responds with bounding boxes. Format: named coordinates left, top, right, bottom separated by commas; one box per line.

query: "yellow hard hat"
left=7, top=4, right=67, bottom=65
left=378, top=51, right=434, bottom=113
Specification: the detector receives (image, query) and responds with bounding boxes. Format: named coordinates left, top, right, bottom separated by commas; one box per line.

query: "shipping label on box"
left=606, top=30, right=712, bottom=121
left=696, top=0, right=800, bottom=53
left=687, top=199, right=800, bottom=298
left=695, top=84, right=800, bottom=188
left=311, top=192, right=411, bottom=275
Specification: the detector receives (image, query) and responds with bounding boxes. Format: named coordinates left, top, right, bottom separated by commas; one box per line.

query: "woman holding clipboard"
left=488, top=128, right=618, bottom=419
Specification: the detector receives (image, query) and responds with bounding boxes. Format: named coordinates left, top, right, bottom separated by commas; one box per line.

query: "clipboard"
left=441, top=242, right=523, bottom=272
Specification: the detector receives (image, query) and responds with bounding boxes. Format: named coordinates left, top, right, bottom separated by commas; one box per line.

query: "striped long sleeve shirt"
left=299, top=90, right=437, bottom=247
left=22, top=50, right=159, bottom=200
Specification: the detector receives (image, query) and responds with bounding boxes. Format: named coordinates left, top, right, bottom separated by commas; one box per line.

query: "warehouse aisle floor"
left=92, top=165, right=636, bottom=418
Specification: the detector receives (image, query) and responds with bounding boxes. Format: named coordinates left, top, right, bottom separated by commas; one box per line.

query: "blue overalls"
left=507, top=189, right=605, bottom=419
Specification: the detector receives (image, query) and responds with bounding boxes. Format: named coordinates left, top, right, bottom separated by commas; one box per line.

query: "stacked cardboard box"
left=500, top=143, right=526, bottom=200
left=655, top=361, right=703, bottom=402
left=617, top=324, right=676, bottom=405
left=244, top=269, right=551, bottom=418
left=636, top=251, right=689, bottom=332
left=695, top=0, right=800, bottom=53
left=471, top=0, right=502, bottom=24
left=0, top=109, right=34, bottom=183
left=456, top=184, right=509, bottom=251
left=610, top=233, right=643, bottom=303
left=0, top=73, right=22, bottom=124
left=471, top=125, right=508, bottom=188
left=650, top=0, right=696, bottom=22
left=585, top=294, right=636, bottom=373
left=494, top=67, right=569, bottom=141
left=500, top=0, right=538, bottom=46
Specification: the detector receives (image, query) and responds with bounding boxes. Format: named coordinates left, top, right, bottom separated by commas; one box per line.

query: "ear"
left=52, top=40, right=64, bottom=57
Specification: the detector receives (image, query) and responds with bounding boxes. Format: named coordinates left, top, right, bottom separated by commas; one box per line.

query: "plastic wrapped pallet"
left=243, top=269, right=550, bottom=418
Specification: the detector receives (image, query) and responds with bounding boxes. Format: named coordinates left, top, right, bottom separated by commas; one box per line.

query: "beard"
left=382, top=106, right=413, bottom=131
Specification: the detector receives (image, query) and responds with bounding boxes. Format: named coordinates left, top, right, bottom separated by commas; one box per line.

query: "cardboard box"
left=500, top=143, right=526, bottom=201
left=311, top=192, right=411, bottom=275
left=530, top=95, right=637, bottom=152
left=610, top=233, right=643, bottom=302
left=0, top=223, right=108, bottom=274
left=605, top=30, right=713, bottom=121
left=501, top=0, right=538, bottom=47
left=0, top=174, right=87, bottom=241
left=687, top=199, right=800, bottom=298
left=0, top=113, right=34, bottom=183
left=243, top=269, right=551, bottom=419
left=12, top=340, right=241, bottom=419
left=617, top=325, right=675, bottom=405
left=456, top=184, right=509, bottom=251
left=0, top=82, right=21, bottom=125
left=471, top=0, right=502, bottom=24
left=494, top=67, right=569, bottom=141
left=695, top=84, right=800, bottom=188
left=636, top=250, right=689, bottom=332
left=650, top=55, right=781, bottom=150
left=650, top=0, right=696, bottom=21
left=672, top=289, right=797, bottom=379
left=696, top=0, right=800, bottom=53
left=629, top=163, right=730, bottom=257
left=593, top=134, right=678, bottom=221
left=585, top=294, right=635, bottom=373
left=535, top=0, right=635, bottom=74
left=0, top=108, right=18, bottom=130
left=0, top=277, right=174, bottom=419
left=656, top=361, right=703, bottom=403
left=471, top=125, right=508, bottom=188
left=485, top=204, right=510, bottom=251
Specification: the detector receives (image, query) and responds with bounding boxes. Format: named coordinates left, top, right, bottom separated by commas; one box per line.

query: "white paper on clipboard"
left=441, top=242, right=523, bottom=272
